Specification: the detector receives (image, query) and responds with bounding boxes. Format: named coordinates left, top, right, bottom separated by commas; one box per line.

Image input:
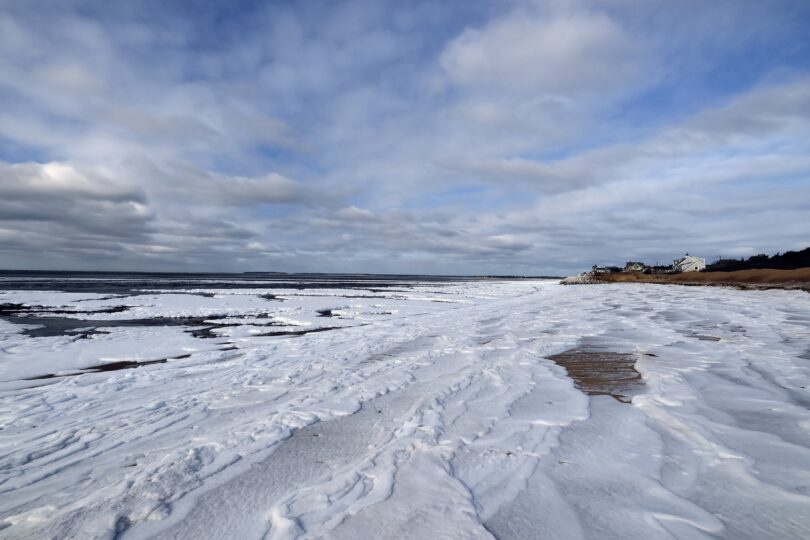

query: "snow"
left=1, top=279, right=809, bottom=539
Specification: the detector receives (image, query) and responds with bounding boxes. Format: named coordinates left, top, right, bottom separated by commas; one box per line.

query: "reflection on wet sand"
left=547, top=348, right=641, bottom=403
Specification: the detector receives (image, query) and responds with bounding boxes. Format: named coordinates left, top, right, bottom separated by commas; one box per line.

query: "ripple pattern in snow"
left=1, top=278, right=809, bottom=539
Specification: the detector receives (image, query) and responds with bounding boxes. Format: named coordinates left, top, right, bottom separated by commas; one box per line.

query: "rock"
left=560, top=274, right=595, bottom=285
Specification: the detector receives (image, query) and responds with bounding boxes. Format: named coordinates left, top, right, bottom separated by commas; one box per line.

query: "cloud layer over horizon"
left=1, top=0, right=809, bottom=275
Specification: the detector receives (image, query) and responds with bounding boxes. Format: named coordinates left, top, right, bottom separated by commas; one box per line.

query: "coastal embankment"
left=563, top=267, right=810, bottom=291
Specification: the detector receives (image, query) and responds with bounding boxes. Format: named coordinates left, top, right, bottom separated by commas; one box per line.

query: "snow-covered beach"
left=1, top=275, right=809, bottom=539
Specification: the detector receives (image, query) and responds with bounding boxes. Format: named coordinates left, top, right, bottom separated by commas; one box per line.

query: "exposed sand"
left=591, top=267, right=810, bottom=291
left=547, top=348, right=642, bottom=403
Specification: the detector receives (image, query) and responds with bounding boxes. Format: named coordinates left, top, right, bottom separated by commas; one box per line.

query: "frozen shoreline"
left=1, top=279, right=809, bottom=539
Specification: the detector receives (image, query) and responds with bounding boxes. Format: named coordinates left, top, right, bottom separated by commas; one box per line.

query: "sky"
left=0, top=0, right=809, bottom=275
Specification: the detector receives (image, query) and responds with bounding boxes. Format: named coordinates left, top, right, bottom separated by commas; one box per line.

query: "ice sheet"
left=1, top=281, right=809, bottom=539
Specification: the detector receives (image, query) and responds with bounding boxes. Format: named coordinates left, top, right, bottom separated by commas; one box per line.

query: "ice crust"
left=1, top=281, right=809, bottom=539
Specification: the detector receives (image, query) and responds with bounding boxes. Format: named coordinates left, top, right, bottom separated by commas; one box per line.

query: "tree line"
left=706, top=247, right=810, bottom=272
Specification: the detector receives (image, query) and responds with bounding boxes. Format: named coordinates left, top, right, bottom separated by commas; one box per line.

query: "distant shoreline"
left=0, top=269, right=561, bottom=280
left=562, top=267, right=810, bottom=292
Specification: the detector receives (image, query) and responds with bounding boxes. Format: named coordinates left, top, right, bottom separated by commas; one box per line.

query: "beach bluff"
left=562, top=247, right=810, bottom=291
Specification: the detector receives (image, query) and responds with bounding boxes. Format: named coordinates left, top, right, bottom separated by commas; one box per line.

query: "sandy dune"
left=594, top=267, right=810, bottom=290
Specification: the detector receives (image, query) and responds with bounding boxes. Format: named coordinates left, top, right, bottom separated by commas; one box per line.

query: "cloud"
left=440, top=10, right=641, bottom=95
left=335, top=206, right=375, bottom=221
left=0, top=161, right=145, bottom=202
left=485, top=234, right=533, bottom=252
left=117, top=158, right=319, bottom=207
left=446, top=157, right=592, bottom=193
left=0, top=159, right=322, bottom=271
left=0, top=0, right=808, bottom=274
left=0, top=162, right=154, bottom=267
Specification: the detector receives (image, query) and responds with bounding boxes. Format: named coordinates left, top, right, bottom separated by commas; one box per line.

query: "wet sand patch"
left=547, top=348, right=642, bottom=403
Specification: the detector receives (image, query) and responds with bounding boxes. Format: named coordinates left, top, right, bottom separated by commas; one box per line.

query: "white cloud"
left=335, top=206, right=375, bottom=220
left=485, top=234, right=533, bottom=252
left=119, top=159, right=318, bottom=207
left=440, top=10, right=641, bottom=95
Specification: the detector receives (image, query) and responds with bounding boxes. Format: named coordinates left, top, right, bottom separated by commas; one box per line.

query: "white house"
left=624, top=261, right=647, bottom=272
left=673, top=254, right=706, bottom=272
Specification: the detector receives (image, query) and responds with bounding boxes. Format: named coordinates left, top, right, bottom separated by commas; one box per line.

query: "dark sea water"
left=0, top=270, right=547, bottom=294
left=0, top=270, right=553, bottom=343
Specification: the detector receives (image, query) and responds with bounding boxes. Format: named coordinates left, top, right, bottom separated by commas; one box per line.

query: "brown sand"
left=547, top=349, right=642, bottom=403
left=593, top=267, right=810, bottom=291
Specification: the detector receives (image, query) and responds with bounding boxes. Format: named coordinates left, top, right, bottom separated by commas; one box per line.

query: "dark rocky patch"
left=690, top=334, right=722, bottom=342
left=85, top=358, right=169, bottom=373
left=23, top=353, right=195, bottom=381
left=50, top=305, right=130, bottom=314
left=184, top=316, right=290, bottom=339
left=0, top=303, right=27, bottom=315
left=365, top=288, right=414, bottom=293
left=253, top=326, right=341, bottom=337
left=0, top=302, right=130, bottom=316
left=187, top=326, right=223, bottom=339
left=1, top=311, right=295, bottom=340
left=23, top=373, right=60, bottom=380
left=283, top=294, right=400, bottom=300
left=3, top=315, right=227, bottom=339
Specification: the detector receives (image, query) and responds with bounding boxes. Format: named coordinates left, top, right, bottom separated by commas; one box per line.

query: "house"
left=624, top=261, right=647, bottom=272
left=673, top=254, right=706, bottom=272
left=592, top=265, right=622, bottom=274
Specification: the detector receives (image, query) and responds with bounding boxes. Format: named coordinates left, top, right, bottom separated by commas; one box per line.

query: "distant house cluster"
left=590, top=254, right=706, bottom=276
